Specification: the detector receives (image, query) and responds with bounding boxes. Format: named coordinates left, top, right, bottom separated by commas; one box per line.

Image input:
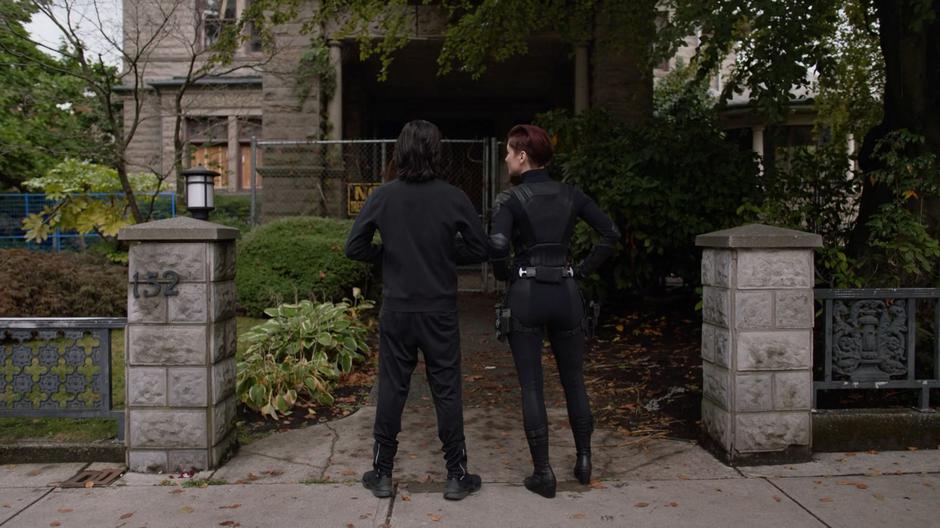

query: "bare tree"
left=1, top=0, right=280, bottom=222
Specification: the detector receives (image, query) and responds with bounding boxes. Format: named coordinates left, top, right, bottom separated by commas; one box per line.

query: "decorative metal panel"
left=832, top=299, right=908, bottom=381
left=0, top=328, right=108, bottom=411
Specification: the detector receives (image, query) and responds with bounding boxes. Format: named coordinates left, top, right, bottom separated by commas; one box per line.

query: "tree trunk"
left=590, top=1, right=656, bottom=126
left=848, top=0, right=940, bottom=256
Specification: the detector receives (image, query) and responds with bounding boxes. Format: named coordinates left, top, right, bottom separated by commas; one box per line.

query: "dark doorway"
left=343, top=39, right=575, bottom=140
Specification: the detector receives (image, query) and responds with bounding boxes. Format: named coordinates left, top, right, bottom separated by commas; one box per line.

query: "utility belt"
left=517, top=266, right=575, bottom=283
left=495, top=297, right=601, bottom=342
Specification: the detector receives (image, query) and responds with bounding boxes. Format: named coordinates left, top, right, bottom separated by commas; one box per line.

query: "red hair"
left=507, top=124, right=553, bottom=166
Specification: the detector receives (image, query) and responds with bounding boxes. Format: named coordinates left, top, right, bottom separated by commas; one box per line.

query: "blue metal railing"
left=0, top=192, right=176, bottom=251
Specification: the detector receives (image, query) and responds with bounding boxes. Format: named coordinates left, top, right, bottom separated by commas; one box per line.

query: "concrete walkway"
left=3, top=294, right=940, bottom=526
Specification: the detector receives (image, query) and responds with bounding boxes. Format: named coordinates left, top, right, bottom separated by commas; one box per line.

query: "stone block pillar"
left=119, top=217, right=239, bottom=473
left=695, top=224, right=822, bottom=465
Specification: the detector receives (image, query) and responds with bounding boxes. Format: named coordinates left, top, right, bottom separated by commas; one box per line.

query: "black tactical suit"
left=489, top=168, right=619, bottom=483
left=345, top=177, right=489, bottom=479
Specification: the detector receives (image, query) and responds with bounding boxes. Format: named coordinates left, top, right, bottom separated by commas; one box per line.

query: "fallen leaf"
left=907, top=446, right=919, bottom=451
left=220, top=522, right=240, bottom=527
left=634, top=502, right=649, bottom=508
left=120, top=512, right=134, bottom=519
left=772, top=496, right=782, bottom=503
left=181, top=506, right=194, bottom=513
left=169, top=489, right=184, bottom=494
left=428, top=514, right=442, bottom=522
left=57, top=508, right=73, bottom=513
left=819, top=497, right=833, bottom=503
left=219, top=504, right=241, bottom=509
left=571, top=512, right=586, bottom=519
left=83, top=481, right=94, bottom=489
left=49, top=523, right=60, bottom=527
left=342, top=469, right=357, bottom=476
left=855, top=483, right=869, bottom=490
left=401, top=495, right=411, bottom=501
left=589, top=480, right=607, bottom=489
left=27, top=469, right=41, bottom=476
left=667, top=502, right=678, bottom=507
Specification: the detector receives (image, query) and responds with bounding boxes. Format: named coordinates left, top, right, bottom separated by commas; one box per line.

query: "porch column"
left=227, top=116, right=238, bottom=192
left=574, top=43, right=589, bottom=114
left=752, top=126, right=765, bottom=173
left=328, top=40, right=343, bottom=140
left=696, top=224, right=822, bottom=465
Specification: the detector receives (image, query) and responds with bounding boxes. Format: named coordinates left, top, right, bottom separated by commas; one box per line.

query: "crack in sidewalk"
left=320, top=422, right=340, bottom=481
left=763, top=477, right=834, bottom=528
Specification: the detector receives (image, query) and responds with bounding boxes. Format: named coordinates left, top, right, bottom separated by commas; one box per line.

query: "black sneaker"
left=443, top=473, right=482, bottom=500
left=362, top=470, right=393, bottom=498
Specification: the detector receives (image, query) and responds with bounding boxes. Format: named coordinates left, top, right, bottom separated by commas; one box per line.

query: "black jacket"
left=345, top=178, right=489, bottom=312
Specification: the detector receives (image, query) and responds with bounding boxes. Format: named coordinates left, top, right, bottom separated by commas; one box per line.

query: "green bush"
left=236, top=297, right=373, bottom=419
left=537, top=70, right=760, bottom=295
left=0, top=249, right=126, bottom=316
left=235, top=216, right=375, bottom=317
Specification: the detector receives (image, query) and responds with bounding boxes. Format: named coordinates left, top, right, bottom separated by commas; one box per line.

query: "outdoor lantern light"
left=183, top=166, right=219, bottom=220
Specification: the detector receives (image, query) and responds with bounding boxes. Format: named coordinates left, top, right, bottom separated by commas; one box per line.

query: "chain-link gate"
left=250, top=138, right=503, bottom=292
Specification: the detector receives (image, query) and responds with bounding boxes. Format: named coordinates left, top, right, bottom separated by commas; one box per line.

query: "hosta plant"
left=236, top=293, right=373, bottom=419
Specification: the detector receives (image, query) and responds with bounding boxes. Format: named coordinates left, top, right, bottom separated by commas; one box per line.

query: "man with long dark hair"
left=345, top=120, right=488, bottom=501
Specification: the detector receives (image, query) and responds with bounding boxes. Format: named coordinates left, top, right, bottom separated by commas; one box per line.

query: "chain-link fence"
left=0, top=192, right=176, bottom=251
left=252, top=138, right=500, bottom=291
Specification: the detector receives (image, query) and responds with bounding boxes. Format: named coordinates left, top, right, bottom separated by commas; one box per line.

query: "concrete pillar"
left=574, top=43, right=589, bottom=114
left=696, top=224, right=822, bottom=465
left=328, top=40, right=343, bottom=140
left=119, top=217, right=239, bottom=473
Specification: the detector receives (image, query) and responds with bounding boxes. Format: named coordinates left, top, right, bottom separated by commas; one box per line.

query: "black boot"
left=523, top=427, right=556, bottom=498
left=362, top=442, right=395, bottom=498
left=571, top=416, right=594, bottom=485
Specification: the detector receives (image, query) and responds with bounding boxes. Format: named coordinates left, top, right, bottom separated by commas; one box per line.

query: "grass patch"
left=1, top=318, right=266, bottom=444
left=181, top=478, right=228, bottom=488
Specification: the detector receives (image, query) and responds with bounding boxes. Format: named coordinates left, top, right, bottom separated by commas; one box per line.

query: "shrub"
left=236, top=296, right=373, bottom=419
left=537, top=75, right=760, bottom=295
left=0, top=249, right=126, bottom=316
left=235, top=216, right=375, bottom=317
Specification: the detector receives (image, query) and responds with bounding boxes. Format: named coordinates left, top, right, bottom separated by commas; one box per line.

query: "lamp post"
left=183, top=167, right=219, bottom=220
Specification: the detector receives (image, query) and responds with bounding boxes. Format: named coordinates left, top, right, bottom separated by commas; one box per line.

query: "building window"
left=187, top=116, right=230, bottom=188
left=246, top=0, right=263, bottom=52
left=202, top=0, right=237, bottom=49
left=186, top=116, right=263, bottom=191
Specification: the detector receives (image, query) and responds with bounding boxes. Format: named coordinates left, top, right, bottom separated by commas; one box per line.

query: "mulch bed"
left=237, top=294, right=706, bottom=443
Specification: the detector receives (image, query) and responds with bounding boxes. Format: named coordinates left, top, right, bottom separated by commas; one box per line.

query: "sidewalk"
left=3, top=295, right=940, bottom=527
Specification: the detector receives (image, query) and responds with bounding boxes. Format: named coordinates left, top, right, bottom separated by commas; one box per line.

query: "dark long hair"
left=394, top=120, right=442, bottom=183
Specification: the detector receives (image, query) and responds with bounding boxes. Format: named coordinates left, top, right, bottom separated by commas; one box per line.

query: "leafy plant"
left=537, top=67, right=759, bottom=295
left=236, top=294, right=373, bottom=419
left=20, top=159, right=164, bottom=244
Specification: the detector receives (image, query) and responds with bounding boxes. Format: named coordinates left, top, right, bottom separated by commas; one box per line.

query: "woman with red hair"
left=490, top=124, right=619, bottom=498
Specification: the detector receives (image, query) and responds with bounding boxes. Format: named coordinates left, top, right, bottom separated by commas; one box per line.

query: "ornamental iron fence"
left=0, top=318, right=126, bottom=440
left=814, top=288, right=940, bottom=411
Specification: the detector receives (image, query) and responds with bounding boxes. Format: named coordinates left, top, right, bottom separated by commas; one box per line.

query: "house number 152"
left=132, top=271, right=180, bottom=298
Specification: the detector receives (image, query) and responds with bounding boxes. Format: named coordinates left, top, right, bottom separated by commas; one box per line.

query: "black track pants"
left=372, top=309, right=468, bottom=477
left=508, top=279, right=592, bottom=433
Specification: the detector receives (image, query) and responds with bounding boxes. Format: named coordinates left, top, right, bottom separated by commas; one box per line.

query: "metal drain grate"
left=60, top=468, right=124, bottom=488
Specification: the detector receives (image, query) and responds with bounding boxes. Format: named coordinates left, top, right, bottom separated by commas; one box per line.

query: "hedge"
left=0, top=249, right=127, bottom=316
left=236, top=216, right=375, bottom=317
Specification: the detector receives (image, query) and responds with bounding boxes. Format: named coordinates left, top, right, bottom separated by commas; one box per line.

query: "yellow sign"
left=347, top=183, right=380, bottom=216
